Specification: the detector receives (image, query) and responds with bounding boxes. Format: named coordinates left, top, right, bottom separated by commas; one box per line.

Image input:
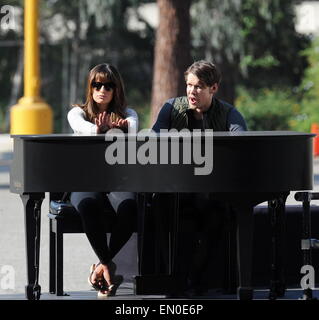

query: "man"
left=153, top=60, right=247, bottom=132
left=151, top=60, right=247, bottom=295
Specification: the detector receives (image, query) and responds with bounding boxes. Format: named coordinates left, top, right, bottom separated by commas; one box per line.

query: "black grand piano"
left=10, top=131, right=314, bottom=300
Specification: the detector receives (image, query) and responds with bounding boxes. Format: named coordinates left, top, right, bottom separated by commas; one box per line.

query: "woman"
left=67, top=63, right=138, bottom=297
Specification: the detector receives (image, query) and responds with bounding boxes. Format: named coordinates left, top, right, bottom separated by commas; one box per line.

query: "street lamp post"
left=10, top=0, right=53, bottom=134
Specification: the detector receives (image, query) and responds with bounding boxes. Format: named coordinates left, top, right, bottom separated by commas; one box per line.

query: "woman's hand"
left=112, top=118, right=128, bottom=129
left=95, top=112, right=112, bottom=133
left=95, top=112, right=128, bottom=133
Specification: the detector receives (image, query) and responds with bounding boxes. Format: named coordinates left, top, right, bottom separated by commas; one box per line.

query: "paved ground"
left=1, top=133, right=319, bottom=300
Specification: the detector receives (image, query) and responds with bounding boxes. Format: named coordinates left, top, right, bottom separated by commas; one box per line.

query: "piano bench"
left=48, top=200, right=117, bottom=296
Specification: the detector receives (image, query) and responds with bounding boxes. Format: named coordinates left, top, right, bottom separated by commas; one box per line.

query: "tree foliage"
left=292, top=37, right=319, bottom=132
left=191, top=0, right=310, bottom=104
left=0, top=0, right=23, bottom=132
left=0, top=0, right=155, bottom=132
left=236, top=87, right=300, bottom=130
left=0, top=0, right=315, bottom=133
left=240, top=0, right=309, bottom=89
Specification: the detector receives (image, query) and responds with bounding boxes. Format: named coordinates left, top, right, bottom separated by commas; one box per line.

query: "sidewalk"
left=0, top=134, right=13, bottom=154
left=0, top=134, right=12, bottom=188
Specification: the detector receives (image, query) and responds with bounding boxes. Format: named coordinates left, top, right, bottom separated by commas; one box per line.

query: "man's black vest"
left=170, top=96, right=232, bottom=131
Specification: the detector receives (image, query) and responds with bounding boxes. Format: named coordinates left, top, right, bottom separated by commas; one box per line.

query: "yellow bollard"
left=10, top=0, right=53, bottom=134
left=10, top=97, right=53, bottom=134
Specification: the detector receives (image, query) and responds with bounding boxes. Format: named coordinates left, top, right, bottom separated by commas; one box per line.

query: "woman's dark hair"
left=74, top=63, right=127, bottom=122
left=184, top=60, right=221, bottom=87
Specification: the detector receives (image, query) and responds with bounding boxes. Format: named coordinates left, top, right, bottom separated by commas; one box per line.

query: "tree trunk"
left=215, top=60, right=237, bottom=106
left=150, top=0, right=192, bottom=126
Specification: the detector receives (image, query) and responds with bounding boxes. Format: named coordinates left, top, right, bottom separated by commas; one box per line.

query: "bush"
left=0, top=107, right=6, bottom=133
left=292, top=37, right=319, bottom=132
left=235, top=87, right=300, bottom=131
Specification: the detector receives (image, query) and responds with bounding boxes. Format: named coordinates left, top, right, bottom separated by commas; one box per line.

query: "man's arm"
left=227, top=108, right=248, bottom=131
left=152, top=99, right=175, bottom=132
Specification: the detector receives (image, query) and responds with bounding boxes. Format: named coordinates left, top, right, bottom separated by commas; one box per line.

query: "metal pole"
left=10, top=0, right=53, bottom=134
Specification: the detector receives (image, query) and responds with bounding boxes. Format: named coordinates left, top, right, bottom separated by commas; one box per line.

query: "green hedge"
left=293, top=37, right=319, bottom=132
left=235, top=87, right=301, bottom=131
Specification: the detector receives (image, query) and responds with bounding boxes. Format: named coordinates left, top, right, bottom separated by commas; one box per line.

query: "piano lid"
left=10, top=131, right=316, bottom=141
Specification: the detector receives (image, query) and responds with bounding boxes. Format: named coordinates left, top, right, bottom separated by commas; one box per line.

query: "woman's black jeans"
left=70, top=191, right=137, bottom=265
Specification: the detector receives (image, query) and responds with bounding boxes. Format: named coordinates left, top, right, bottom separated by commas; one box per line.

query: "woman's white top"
left=67, top=106, right=138, bottom=134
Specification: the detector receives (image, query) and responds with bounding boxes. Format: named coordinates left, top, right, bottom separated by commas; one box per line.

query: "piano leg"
left=20, top=192, right=45, bottom=300
left=136, top=192, right=149, bottom=275
left=135, top=192, right=169, bottom=294
left=135, top=193, right=184, bottom=295
left=171, top=193, right=180, bottom=276
left=300, top=192, right=313, bottom=300
left=136, top=192, right=165, bottom=276
left=235, top=204, right=254, bottom=300
left=268, top=195, right=287, bottom=300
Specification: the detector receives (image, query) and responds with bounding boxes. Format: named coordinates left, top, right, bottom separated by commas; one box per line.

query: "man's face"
left=186, top=73, right=218, bottom=113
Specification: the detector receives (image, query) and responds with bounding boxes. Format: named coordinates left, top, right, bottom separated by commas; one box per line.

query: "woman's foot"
left=88, top=263, right=108, bottom=291
left=99, top=262, right=116, bottom=287
left=95, top=261, right=123, bottom=297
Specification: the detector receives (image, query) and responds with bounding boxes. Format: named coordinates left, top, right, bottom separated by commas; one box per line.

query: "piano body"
left=9, top=131, right=314, bottom=299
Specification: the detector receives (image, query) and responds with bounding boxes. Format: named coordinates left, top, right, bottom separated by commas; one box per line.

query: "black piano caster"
left=26, top=284, right=41, bottom=300
left=237, top=287, right=253, bottom=300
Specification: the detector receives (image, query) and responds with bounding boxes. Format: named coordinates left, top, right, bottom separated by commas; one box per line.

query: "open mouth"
left=189, top=97, right=197, bottom=105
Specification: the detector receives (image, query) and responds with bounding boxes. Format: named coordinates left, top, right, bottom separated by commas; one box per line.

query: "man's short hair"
left=184, top=60, right=221, bottom=87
